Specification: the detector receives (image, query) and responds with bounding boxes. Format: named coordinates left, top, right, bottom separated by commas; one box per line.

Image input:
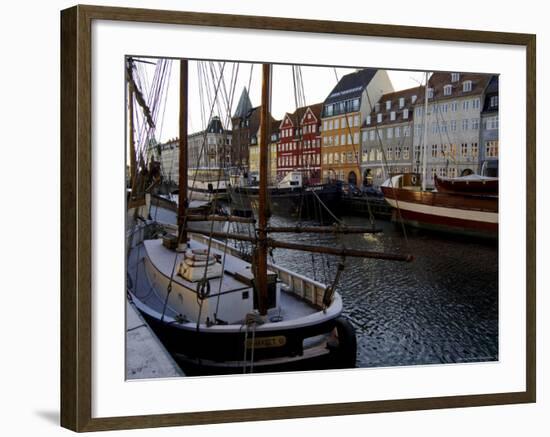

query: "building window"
left=390, top=111, right=396, bottom=121
left=403, top=146, right=410, bottom=159
left=490, top=95, right=499, bottom=107
left=486, top=140, right=499, bottom=158
left=450, top=120, right=457, bottom=131
left=486, top=115, right=499, bottom=130
left=362, top=131, right=368, bottom=142
left=387, top=128, right=393, bottom=139
left=451, top=101, right=458, bottom=111
left=472, top=98, right=480, bottom=109
left=354, top=115, right=360, bottom=127
left=431, top=144, right=437, bottom=157
left=461, top=143, right=468, bottom=157
left=323, top=153, right=328, bottom=164
left=451, top=72, right=460, bottom=82
left=440, top=144, right=447, bottom=158
left=471, top=119, right=480, bottom=130
left=399, top=97, right=405, bottom=108
left=427, top=88, right=434, bottom=99
left=369, top=130, right=375, bottom=141
left=444, top=84, right=452, bottom=96
left=404, top=126, right=411, bottom=137
left=414, top=145, right=421, bottom=160
left=352, top=99, right=360, bottom=111
left=395, top=127, right=401, bottom=138
left=375, top=103, right=380, bottom=112
left=462, top=100, right=470, bottom=110
left=472, top=142, right=479, bottom=157
left=334, top=118, right=339, bottom=130
left=366, top=115, right=371, bottom=125
left=411, top=95, right=417, bottom=104
left=403, top=108, right=409, bottom=119
left=347, top=133, right=352, bottom=144
left=395, top=147, right=401, bottom=159
left=325, top=104, right=333, bottom=116
left=387, top=148, right=393, bottom=160
left=328, top=120, right=334, bottom=130
left=462, top=119, right=469, bottom=130
left=353, top=132, right=359, bottom=144
left=340, top=134, right=346, bottom=145
left=463, top=80, right=473, bottom=92
left=341, top=117, right=347, bottom=129
left=377, top=113, right=382, bottom=123
left=386, top=100, right=391, bottom=110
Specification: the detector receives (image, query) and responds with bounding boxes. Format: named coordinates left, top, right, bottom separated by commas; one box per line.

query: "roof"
left=363, top=86, right=421, bottom=128
left=283, top=102, right=323, bottom=127
left=482, top=75, right=499, bottom=113
left=417, top=71, right=492, bottom=104
left=323, top=69, right=377, bottom=105
left=233, top=87, right=253, bottom=119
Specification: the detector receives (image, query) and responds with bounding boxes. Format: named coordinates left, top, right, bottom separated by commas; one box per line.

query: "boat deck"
left=127, top=238, right=319, bottom=326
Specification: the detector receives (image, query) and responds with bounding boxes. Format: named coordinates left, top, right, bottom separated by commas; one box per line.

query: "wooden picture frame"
left=60, top=4, right=536, bottom=432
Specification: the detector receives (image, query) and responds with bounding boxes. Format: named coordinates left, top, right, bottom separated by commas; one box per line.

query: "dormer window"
left=375, top=103, right=380, bottom=112
left=366, top=115, right=371, bottom=125
left=399, top=97, right=405, bottom=108
left=403, top=109, right=409, bottom=119
left=411, top=95, right=417, bottom=104
left=451, top=73, right=460, bottom=82
left=490, top=95, right=499, bottom=107
left=444, top=84, right=452, bottom=96
left=385, top=101, right=391, bottom=110
left=390, top=111, right=396, bottom=121
left=377, top=113, right=382, bottom=123
left=463, top=80, right=473, bottom=92
left=427, top=88, right=434, bottom=99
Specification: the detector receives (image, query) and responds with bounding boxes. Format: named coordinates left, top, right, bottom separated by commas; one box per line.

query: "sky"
left=131, top=58, right=427, bottom=145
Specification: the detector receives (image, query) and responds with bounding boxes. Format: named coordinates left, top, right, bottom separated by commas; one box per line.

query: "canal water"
left=150, top=203, right=499, bottom=369
left=263, top=214, right=499, bottom=368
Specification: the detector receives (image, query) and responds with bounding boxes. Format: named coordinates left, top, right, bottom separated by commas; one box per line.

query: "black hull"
left=230, top=183, right=342, bottom=219
left=133, top=299, right=356, bottom=376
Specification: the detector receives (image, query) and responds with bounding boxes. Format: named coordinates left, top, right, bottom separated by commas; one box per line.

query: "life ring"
left=411, top=174, right=418, bottom=185
left=333, top=317, right=357, bottom=368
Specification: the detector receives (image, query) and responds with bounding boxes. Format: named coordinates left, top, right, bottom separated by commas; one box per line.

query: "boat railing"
left=157, top=223, right=328, bottom=309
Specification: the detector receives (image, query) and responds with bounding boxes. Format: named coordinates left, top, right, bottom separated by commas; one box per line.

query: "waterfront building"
left=148, top=116, right=231, bottom=184
left=412, top=72, right=492, bottom=186
left=268, top=120, right=281, bottom=185
left=231, top=88, right=260, bottom=175
left=248, top=119, right=280, bottom=185
left=479, top=75, right=499, bottom=176
left=360, top=87, right=419, bottom=187
left=277, top=103, right=322, bottom=184
left=320, top=69, right=393, bottom=185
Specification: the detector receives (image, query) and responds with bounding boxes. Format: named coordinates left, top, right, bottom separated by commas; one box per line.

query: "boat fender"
left=334, top=317, right=357, bottom=368
left=197, top=278, right=211, bottom=300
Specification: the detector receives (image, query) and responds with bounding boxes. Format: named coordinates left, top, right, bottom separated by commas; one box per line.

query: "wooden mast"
left=256, top=63, right=271, bottom=316
left=128, top=72, right=136, bottom=195
left=178, top=59, right=189, bottom=246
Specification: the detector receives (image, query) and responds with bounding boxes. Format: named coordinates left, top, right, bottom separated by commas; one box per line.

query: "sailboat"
left=127, top=60, right=412, bottom=375
left=380, top=72, right=498, bottom=239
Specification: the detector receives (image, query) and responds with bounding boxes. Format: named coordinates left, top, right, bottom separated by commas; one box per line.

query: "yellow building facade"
left=321, top=113, right=361, bottom=184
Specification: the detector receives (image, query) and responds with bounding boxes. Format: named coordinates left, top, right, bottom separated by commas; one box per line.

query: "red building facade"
left=276, top=103, right=322, bottom=184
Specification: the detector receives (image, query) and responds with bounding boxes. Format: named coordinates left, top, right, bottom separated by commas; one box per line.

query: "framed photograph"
left=60, top=4, right=536, bottom=432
